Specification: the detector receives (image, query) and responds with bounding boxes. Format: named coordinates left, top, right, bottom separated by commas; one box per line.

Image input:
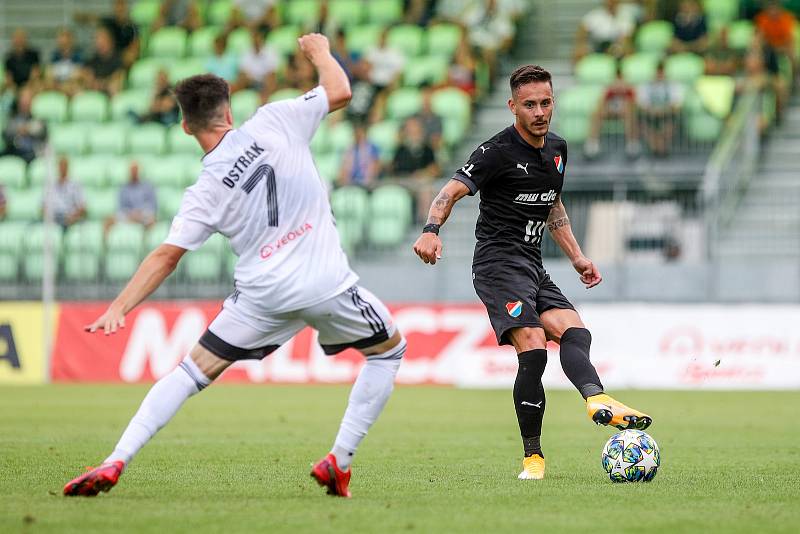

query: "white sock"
left=332, top=338, right=405, bottom=470
left=105, top=355, right=211, bottom=465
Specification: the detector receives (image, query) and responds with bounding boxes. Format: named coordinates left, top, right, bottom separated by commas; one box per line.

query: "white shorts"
left=199, top=285, right=396, bottom=361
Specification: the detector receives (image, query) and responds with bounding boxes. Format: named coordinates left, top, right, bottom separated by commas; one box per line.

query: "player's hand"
left=84, top=304, right=126, bottom=335
left=297, top=33, right=330, bottom=63
left=413, top=233, right=443, bottom=265
left=573, top=256, right=602, bottom=289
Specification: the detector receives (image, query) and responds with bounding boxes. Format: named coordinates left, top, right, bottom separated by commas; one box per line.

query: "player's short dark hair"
left=509, top=65, right=552, bottom=95
left=174, top=74, right=230, bottom=133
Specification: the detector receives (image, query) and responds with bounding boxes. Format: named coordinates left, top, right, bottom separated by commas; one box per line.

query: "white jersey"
left=165, top=85, right=358, bottom=313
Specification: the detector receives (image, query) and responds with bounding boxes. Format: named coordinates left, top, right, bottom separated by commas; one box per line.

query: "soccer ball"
left=601, top=429, right=660, bottom=482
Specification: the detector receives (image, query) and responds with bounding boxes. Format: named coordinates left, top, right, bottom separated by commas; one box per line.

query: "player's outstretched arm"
left=298, top=33, right=351, bottom=112
left=546, top=194, right=602, bottom=288
left=84, top=244, right=187, bottom=334
left=413, top=179, right=470, bottom=265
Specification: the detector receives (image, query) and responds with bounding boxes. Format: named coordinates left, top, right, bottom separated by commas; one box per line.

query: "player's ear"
left=181, top=118, right=192, bottom=135
left=224, top=105, right=233, bottom=126
left=508, top=98, right=516, bottom=115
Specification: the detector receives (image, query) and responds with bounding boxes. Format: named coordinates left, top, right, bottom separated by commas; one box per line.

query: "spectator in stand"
left=671, top=0, right=708, bottom=54
left=737, top=47, right=782, bottom=132
left=405, top=0, right=438, bottom=26
left=637, top=61, right=684, bottom=157
left=413, top=86, right=443, bottom=153
left=755, top=0, right=798, bottom=75
left=43, top=157, right=86, bottom=230
left=448, top=35, right=478, bottom=97
left=363, top=29, right=405, bottom=92
left=283, top=49, right=317, bottom=93
left=584, top=65, right=640, bottom=159
left=705, top=26, right=739, bottom=76
left=1, top=88, right=47, bottom=163
left=389, top=117, right=441, bottom=221
left=235, top=27, right=280, bottom=94
left=345, top=61, right=386, bottom=124
left=133, top=70, right=179, bottom=125
left=331, top=29, right=359, bottom=81
left=45, top=28, right=84, bottom=96
left=338, top=123, right=381, bottom=188
left=152, top=0, right=203, bottom=32
left=205, top=35, right=239, bottom=82
left=3, top=29, right=41, bottom=92
left=466, top=0, right=515, bottom=73
left=230, top=0, right=280, bottom=31
left=574, top=0, right=637, bottom=60
left=0, top=184, right=6, bottom=221
left=104, top=161, right=157, bottom=233
left=82, top=27, right=125, bottom=95
left=76, top=0, right=140, bottom=68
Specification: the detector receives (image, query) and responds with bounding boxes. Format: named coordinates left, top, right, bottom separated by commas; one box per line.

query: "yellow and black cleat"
left=587, top=393, right=652, bottom=430
left=518, top=454, right=545, bottom=480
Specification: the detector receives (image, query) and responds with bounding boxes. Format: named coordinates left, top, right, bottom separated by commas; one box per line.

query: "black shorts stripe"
left=199, top=329, right=279, bottom=361
left=350, top=289, right=380, bottom=334
left=352, top=288, right=385, bottom=334
left=320, top=330, right=390, bottom=355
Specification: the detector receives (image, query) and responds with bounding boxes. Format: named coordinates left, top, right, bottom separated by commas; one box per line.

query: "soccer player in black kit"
left=413, top=65, right=652, bottom=480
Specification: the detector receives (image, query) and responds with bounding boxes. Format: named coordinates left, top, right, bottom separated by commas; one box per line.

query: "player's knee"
left=508, top=327, right=547, bottom=352
left=362, top=329, right=405, bottom=358
left=189, top=343, right=232, bottom=381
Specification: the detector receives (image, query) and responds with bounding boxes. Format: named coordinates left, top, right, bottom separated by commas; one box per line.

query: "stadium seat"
left=268, top=88, right=302, bottom=102
left=367, top=0, right=404, bottom=25
left=313, top=152, right=341, bottom=186
left=85, top=188, right=118, bottom=220
left=575, top=53, right=617, bottom=85
left=169, top=58, right=206, bottom=84
left=728, top=20, right=755, bottom=51
left=284, top=0, right=322, bottom=29
left=111, top=89, right=151, bottom=121
left=703, top=0, right=739, bottom=30
left=148, top=27, right=188, bottom=58
left=207, top=0, right=233, bottom=26
left=226, top=27, right=253, bottom=55
left=69, top=156, right=107, bottom=188
left=330, top=186, right=368, bottom=249
left=49, top=123, right=89, bottom=155
left=145, top=221, right=170, bottom=250
left=403, top=55, right=449, bottom=86
left=388, top=25, right=425, bottom=57
left=328, top=0, right=365, bottom=29
left=310, top=121, right=331, bottom=155
left=63, top=251, right=101, bottom=281
left=128, top=58, right=164, bottom=89
left=695, top=75, right=736, bottom=118
left=329, top=121, right=355, bottom=153
left=189, top=26, right=220, bottom=57
left=146, top=154, right=188, bottom=188
left=664, top=53, right=705, bottom=85
left=0, top=155, right=27, bottom=188
left=131, top=0, right=160, bottom=27
left=367, top=120, right=400, bottom=161
left=168, top=124, right=202, bottom=155
left=368, top=185, right=412, bottom=247
left=225, top=251, right=237, bottom=276
left=105, top=251, right=140, bottom=282
left=107, top=222, right=145, bottom=254
left=427, top=23, right=463, bottom=58
left=635, top=21, right=674, bottom=54
left=27, top=158, right=54, bottom=186
left=24, top=223, right=63, bottom=255
left=387, top=88, right=423, bottom=120
left=184, top=251, right=222, bottom=282
left=64, top=221, right=105, bottom=254
left=157, top=187, right=185, bottom=220
left=128, top=123, right=167, bottom=154
left=558, top=85, right=605, bottom=115
left=5, top=187, right=41, bottom=221
left=267, top=25, right=301, bottom=57
left=346, top=25, right=382, bottom=55
left=0, top=253, right=18, bottom=281
left=621, top=53, right=659, bottom=84
left=181, top=157, right=204, bottom=186
left=70, top=91, right=109, bottom=122
left=31, top=91, right=68, bottom=122
left=0, top=221, right=27, bottom=256
left=88, top=122, right=128, bottom=154
left=687, top=110, right=723, bottom=142
left=431, top=87, right=471, bottom=125
left=22, top=254, right=46, bottom=281
left=231, top=89, right=260, bottom=125
left=106, top=156, right=132, bottom=186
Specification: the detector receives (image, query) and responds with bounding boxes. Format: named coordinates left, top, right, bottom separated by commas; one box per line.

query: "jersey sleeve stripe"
left=452, top=174, right=478, bottom=195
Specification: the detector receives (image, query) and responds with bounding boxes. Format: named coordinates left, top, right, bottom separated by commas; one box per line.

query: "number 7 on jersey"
left=243, top=164, right=279, bottom=227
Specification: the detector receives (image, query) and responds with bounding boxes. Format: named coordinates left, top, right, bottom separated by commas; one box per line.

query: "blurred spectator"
left=755, top=0, right=798, bottom=75
left=448, top=36, right=478, bottom=97
left=235, top=27, right=280, bottom=93
left=466, top=0, right=515, bottom=72
left=345, top=62, right=386, bottom=124
left=0, top=184, right=6, bottom=221
left=413, top=87, right=443, bottom=152
left=134, top=70, right=179, bottom=125
left=671, top=0, right=708, bottom=54
left=44, top=157, right=86, bottom=230
left=738, top=48, right=783, bottom=131
left=331, top=29, right=359, bottom=81
left=405, top=0, right=438, bottom=26
left=205, top=35, right=239, bottom=82
left=75, top=0, right=140, bottom=68
left=338, top=123, right=381, bottom=188
left=637, top=62, right=684, bottom=157
left=1, top=88, right=47, bottom=163
left=45, top=28, right=84, bottom=96
left=82, top=27, right=125, bottom=95
left=584, top=66, right=639, bottom=159
left=390, top=117, right=440, bottom=178
left=104, top=162, right=157, bottom=233
left=230, top=0, right=280, bottom=31
left=283, top=49, right=317, bottom=93
left=363, top=29, right=405, bottom=90
left=705, top=27, right=739, bottom=76
left=3, top=29, right=41, bottom=91
left=153, top=0, right=202, bottom=32
left=574, top=0, right=637, bottom=60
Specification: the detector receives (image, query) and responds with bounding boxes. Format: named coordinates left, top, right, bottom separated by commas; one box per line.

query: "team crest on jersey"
left=506, top=301, right=523, bottom=318
left=554, top=155, right=564, bottom=173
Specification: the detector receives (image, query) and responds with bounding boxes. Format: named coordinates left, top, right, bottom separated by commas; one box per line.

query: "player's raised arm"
left=298, top=33, right=351, bottom=112
left=412, top=179, right=470, bottom=265
left=84, top=244, right=186, bottom=334
left=546, top=194, right=602, bottom=288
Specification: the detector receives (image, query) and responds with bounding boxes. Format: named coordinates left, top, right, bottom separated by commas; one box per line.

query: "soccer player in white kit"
left=64, top=34, right=405, bottom=499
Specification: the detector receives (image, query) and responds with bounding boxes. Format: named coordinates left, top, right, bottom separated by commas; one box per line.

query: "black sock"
left=513, top=349, right=547, bottom=457
left=559, top=327, right=604, bottom=399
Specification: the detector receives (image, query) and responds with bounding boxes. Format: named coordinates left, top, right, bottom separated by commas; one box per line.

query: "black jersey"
left=452, top=126, right=567, bottom=269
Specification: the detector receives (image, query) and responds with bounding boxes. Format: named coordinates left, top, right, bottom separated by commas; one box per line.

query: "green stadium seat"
left=576, top=53, right=617, bottom=85
left=107, top=222, right=145, bottom=254
left=635, top=21, right=674, bottom=54
left=330, top=186, right=368, bottom=250
left=368, top=184, right=412, bottom=247
left=310, top=121, right=331, bottom=155
left=0, top=221, right=27, bottom=255
left=231, top=89, right=260, bottom=125
left=621, top=53, right=659, bottom=84
left=189, top=26, right=220, bottom=57
left=387, top=25, right=425, bottom=57
left=268, top=88, right=302, bottom=102
left=346, top=25, right=382, bottom=55
left=31, top=91, right=69, bottom=122
left=22, top=254, right=45, bottom=281
left=69, top=155, right=107, bottom=188
left=728, top=20, right=754, bottom=51
left=366, top=0, right=403, bottom=25
left=427, top=23, right=463, bottom=58
left=5, top=187, right=42, bottom=221
left=665, top=53, right=705, bottom=84
left=328, top=0, right=365, bottom=29
left=169, top=58, right=206, bottom=84
left=329, top=121, right=355, bottom=152
left=266, top=25, right=301, bottom=57
left=105, top=251, right=140, bottom=281
left=70, top=91, right=109, bottom=122
left=145, top=155, right=186, bottom=188
left=184, top=251, right=222, bottom=282
left=367, top=120, right=400, bottom=161
left=226, top=27, right=253, bottom=55
left=27, top=158, right=52, bottom=186
left=225, top=251, right=237, bottom=276
left=148, top=27, right=188, bottom=58
left=128, top=123, right=167, bottom=154
left=703, top=0, right=739, bottom=30
left=157, top=187, right=185, bottom=220
left=285, top=0, right=322, bottom=29
left=85, top=188, right=118, bottom=220
left=687, top=110, right=723, bottom=142
left=0, top=155, right=27, bottom=188
left=557, top=115, right=591, bottom=144
left=695, top=75, right=736, bottom=118
left=207, top=0, right=233, bottom=26
left=106, top=156, right=132, bottom=186
left=49, top=123, right=89, bottom=155
left=0, top=253, right=18, bottom=281
left=387, top=88, right=423, bottom=120
left=111, top=89, right=151, bottom=120
left=168, top=124, right=202, bottom=155
left=403, top=55, right=448, bottom=86
left=64, top=221, right=104, bottom=254
left=181, top=157, right=203, bottom=186
left=63, top=251, right=101, bottom=281
left=128, top=58, right=164, bottom=89
left=314, top=152, right=341, bottom=186
left=131, top=0, right=160, bottom=27
left=431, top=87, right=471, bottom=124
left=24, top=223, right=63, bottom=254
left=558, top=84, right=604, bottom=115
left=441, top=117, right=468, bottom=146
left=145, top=221, right=170, bottom=250
left=88, top=122, right=128, bottom=154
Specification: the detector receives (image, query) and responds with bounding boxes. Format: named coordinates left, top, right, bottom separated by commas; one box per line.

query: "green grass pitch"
left=1, top=386, right=798, bottom=533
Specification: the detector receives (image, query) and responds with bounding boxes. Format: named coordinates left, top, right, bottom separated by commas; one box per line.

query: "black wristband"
left=422, top=223, right=440, bottom=235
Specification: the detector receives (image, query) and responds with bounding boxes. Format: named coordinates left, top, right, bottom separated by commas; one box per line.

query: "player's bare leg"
left=541, top=308, right=652, bottom=431
left=64, top=345, right=232, bottom=496
left=311, top=330, right=405, bottom=498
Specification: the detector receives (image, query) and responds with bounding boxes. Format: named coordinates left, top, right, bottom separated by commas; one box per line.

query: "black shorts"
left=472, top=263, right=574, bottom=346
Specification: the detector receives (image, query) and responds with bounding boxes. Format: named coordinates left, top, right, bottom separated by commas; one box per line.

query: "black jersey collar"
left=508, top=124, right=546, bottom=152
